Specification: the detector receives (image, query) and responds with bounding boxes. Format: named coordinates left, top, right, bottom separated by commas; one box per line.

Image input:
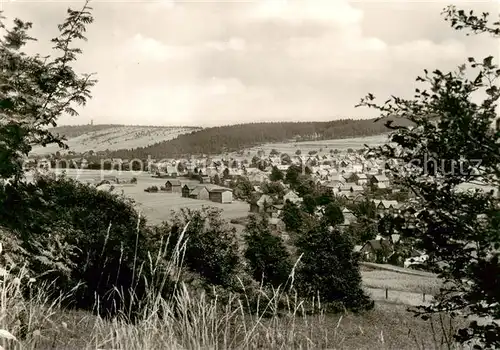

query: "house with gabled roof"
left=323, top=181, right=342, bottom=194
left=205, top=185, right=233, bottom=203
left=283, top=190, right=302, bottom=204
left=342, top=172, right=353, bottom=181
left=342, top=208, right=357, bottom=222
left=348, top=184, right=364, bottom=193
left=370, top=174, right=390, bottom=186
left=270, top=204, right=284, bottom=218
left=182, top=183, right=198, bottom=198
left=269, top=217, right=286, bottom=231
left=359, top=238, right=393, bottom=262
left=351, top=163, right=363, bottom=173
left=165, top=179, right=182, bottom=193
left=165, top=166, right=178, bottom=177
left=247, top=170, right=267, bottom=183
left=348, top=173, right=368, bottom=186
left=339, top=159, right=350, bottom=168
left=189, top=185, right=210, bottom=200
left=250, top=194, right=273, bottom=214
left=371, top=199, right=400, bottom=214
left=374, top=182, right=389, bottom=190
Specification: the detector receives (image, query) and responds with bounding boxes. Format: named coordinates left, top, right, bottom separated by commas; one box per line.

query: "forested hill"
left=107, top=118, right=408, bottom=159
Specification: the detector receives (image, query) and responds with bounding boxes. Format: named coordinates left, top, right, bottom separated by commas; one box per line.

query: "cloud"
left=205, top=37, right=247, bottom=52
left=1, top=0, right=498, bottom=126
left=250, top=0, right=363, bottom=26
left=124, top=34, right=187, bottom=62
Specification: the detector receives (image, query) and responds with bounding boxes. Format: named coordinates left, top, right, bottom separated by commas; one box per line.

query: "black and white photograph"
left=0, top=0, right=499, bottom=348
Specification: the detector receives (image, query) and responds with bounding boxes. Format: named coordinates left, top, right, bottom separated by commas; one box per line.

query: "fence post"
left=423, top=293, right=426, bottom=302
left=385, top=288, right=388, bottom=299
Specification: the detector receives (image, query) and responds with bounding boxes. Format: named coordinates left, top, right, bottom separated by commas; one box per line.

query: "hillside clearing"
left=31, top=125, right=200, bottom=155
left=248, top=134, right=390, bottom=155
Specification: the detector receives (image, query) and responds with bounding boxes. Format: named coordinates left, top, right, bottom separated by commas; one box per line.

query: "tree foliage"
left=322, top=202, right=344, bottom=227
left=168, top=207, right=241, bottom=287
left=295, top=222, right=373, bottom=312
left=0, top=3, right=96, bottom=181
left=357, top=5, right=500, bottom=348
left=280, top=201, right=304, bottom=233
left=0, top=175, right=160, bottom=316
left=243, top=214, right=292, bottom=288
left=261, top=181, right=285, bottom=200
left=269, top=166, right=284, bottom=182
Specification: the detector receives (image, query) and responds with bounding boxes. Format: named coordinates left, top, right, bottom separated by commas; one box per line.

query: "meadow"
left=361, top=264, right=441, bottom=295
left=247, top=134, right=390, bottom=155
left=0, top=238, right=464, bottom=350
left=118, top=183, right=250, bottom=225
left=30, top=125, right=199, bottom=155
left=26, top=169, right=251, bottom=225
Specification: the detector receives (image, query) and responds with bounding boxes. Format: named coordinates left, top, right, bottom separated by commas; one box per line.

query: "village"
left=28, top=145, right=495, bottom=270
left=119, top=148, right=427, bottom=268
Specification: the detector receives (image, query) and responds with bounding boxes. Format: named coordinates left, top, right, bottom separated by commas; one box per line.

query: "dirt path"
left=360, top=262, right=437, bottom=278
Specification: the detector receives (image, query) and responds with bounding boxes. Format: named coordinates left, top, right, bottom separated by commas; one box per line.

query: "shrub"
left=166, top=207, right=240, bottom=287
left=295, top=222, right=373, bottom=312
left=243, top=215, right=292, bottom=288
left=280, top=201, right=304, bottom=233
left=144, top=186, right=159, bottom=193
left=0, top=175, right=168, bottom=316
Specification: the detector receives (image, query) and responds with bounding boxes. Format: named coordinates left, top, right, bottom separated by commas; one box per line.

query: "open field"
left=361, top=267, right=441, bottom=295
left=118, top=182, right=250, bottom=225
left=25, top=169, right=251, bottom=225
left=31, top=125, right=201, bottom=155
left=360, top=263, right=440, bottom=306
left=246, top=134, right=390, bottom=155
left=364, top=287, right=434, bottom=306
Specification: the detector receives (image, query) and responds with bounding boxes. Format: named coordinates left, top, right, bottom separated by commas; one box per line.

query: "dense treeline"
left=107, top=118, right=410, bottom=159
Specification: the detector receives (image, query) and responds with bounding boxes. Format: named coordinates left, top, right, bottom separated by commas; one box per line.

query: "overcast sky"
left=1, top=0, right=498, bottom=127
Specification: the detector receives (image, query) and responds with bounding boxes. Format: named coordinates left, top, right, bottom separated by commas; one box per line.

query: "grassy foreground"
left=0, top=272, right=465, bottom=350
left=0, top=224, right=465, bottom=349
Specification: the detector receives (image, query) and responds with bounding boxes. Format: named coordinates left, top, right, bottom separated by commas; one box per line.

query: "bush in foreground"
left=0, top=175, right=163, bottom=316
left=296, top=222, right=374, bottom=312
left=243, top=214, right=293, bottom=288
left=0, top=235, right=468, bottom=350
left=164, top=207, right=241, bottom=288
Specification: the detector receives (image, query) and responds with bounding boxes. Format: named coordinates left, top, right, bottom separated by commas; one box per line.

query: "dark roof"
left=183, top=183, right=198, bottom=190
left=366, top=239, right=392, bottom=251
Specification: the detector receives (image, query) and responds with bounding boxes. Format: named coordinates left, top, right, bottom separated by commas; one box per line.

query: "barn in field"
left=182, top=183, right=198, bottom=198
left=189, top=186, right=210, bottom=200
left=165, top=179, right=182, bottom=193
left=206, top=185, right=233, bottom=204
